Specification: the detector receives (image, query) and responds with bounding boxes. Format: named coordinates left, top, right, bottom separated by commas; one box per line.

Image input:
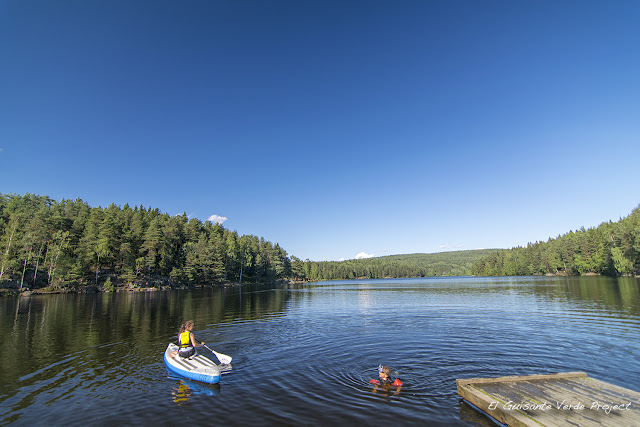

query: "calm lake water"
left=1, top=276, right=639, bottom=426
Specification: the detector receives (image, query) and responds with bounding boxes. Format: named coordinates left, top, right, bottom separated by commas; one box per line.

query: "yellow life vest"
left=179, top=331, right=192, bottom=348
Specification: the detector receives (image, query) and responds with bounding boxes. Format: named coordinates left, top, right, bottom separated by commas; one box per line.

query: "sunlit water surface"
left=1, top=276, right=639, bottom=426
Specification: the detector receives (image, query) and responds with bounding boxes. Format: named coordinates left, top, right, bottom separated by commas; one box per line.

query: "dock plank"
left=457, top=372, right=640, bottom=427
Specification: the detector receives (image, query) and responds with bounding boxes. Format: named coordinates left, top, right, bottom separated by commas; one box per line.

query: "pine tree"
left=142, top=216, right=164, bottom=275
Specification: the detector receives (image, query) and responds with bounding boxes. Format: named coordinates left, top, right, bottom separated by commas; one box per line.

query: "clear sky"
left=1, top=0, right=639, bottom=261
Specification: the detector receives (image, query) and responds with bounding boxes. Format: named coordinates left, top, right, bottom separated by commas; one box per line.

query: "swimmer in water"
left=371, top=365, right=402, bottom=395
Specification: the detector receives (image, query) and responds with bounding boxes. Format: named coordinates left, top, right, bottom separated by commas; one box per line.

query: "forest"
left=0, top=193, right=294, bottom=290
left=298, top=250, right=495, bottom=281
left=2, top=193, right=638, bottom=292
left=471, top=204, right=640, bottom=277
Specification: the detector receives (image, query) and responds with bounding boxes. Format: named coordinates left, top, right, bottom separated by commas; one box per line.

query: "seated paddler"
left=177, top=320, right=205, bottom=358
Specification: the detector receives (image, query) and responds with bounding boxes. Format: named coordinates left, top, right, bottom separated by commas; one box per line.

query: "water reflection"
left=169, top=374, right=221, bottom=406
left=370, top=382, right=402, bottom=398
left=0, top=277, right=638, bottom=426
left=171, top=381, right=193, bottom=406
left=302, top=276, right=640, bottom=317
left=0, top=284, right=287, bottom=425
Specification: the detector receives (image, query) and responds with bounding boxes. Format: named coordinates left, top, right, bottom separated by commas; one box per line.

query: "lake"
left=1, top=276, right=639, bottom=426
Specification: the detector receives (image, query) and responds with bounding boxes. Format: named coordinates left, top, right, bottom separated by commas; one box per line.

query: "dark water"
left=1, top=276, right=639, bottom=426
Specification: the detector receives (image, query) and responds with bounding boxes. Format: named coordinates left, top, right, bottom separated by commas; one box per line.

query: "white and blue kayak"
left=164, top=343, right=221, bottom=384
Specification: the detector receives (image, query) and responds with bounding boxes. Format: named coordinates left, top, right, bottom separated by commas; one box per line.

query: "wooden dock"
left=457, top=372, right=640, bottom=427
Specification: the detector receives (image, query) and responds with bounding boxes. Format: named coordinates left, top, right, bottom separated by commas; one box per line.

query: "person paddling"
left=177, top=320, right=205, bottom=358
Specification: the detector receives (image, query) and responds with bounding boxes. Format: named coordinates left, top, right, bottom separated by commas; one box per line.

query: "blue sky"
left=1, top=0, right=639, bottom=261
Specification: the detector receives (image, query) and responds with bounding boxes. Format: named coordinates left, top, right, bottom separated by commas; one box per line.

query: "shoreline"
left=0, top=283, right=237, bottom=297
left=0, top=279, right=301, bottom=297
left=2, top=274, right=638, bottom=297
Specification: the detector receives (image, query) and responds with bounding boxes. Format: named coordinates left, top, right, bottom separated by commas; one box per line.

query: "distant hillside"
left=374, top=250, right=496, bottom=265
left=296, top=249, right=495, bottom=281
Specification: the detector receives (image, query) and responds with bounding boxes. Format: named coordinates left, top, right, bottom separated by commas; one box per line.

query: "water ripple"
left=1, top=277, right=639, bottom=426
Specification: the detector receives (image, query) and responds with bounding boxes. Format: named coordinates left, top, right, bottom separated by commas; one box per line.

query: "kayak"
left=164, top=343, right=221, bottom=384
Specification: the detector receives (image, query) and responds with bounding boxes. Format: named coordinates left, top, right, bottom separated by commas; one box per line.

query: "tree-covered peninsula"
left=0, top=193, right=293, bottom=291
left=2, top=193, right=638, bottom=293
left=471, top=204, right=640, bottom=277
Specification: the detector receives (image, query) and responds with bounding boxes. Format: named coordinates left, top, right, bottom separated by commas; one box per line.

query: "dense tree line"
left=6, top=193, right=634, bottom=289
left=0, top=193, right=292, bottom=290
left=296, top=250, right=495, bottom=281
left=472, top=205, right=640, bottom=277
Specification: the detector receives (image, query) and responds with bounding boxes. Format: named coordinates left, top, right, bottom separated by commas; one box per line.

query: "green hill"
left=296, top=249, right=495, bottom=281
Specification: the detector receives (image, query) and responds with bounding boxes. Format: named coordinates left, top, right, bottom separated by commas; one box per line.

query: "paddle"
left=202, top=344, right=232, bottom=365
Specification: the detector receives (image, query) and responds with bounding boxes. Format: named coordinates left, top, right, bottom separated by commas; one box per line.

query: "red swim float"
left=369, top=378, right=402, bottom=386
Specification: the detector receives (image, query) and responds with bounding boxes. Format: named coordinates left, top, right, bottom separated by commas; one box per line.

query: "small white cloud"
left=439, top=245, right=465, bottom=251
left=207, top=214, right=228, bottom=224
left=355, top=252, right=374, bottom=259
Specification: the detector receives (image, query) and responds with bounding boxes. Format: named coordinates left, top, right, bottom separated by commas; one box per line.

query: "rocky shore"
left=0, top=277, right=300, bottom=297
